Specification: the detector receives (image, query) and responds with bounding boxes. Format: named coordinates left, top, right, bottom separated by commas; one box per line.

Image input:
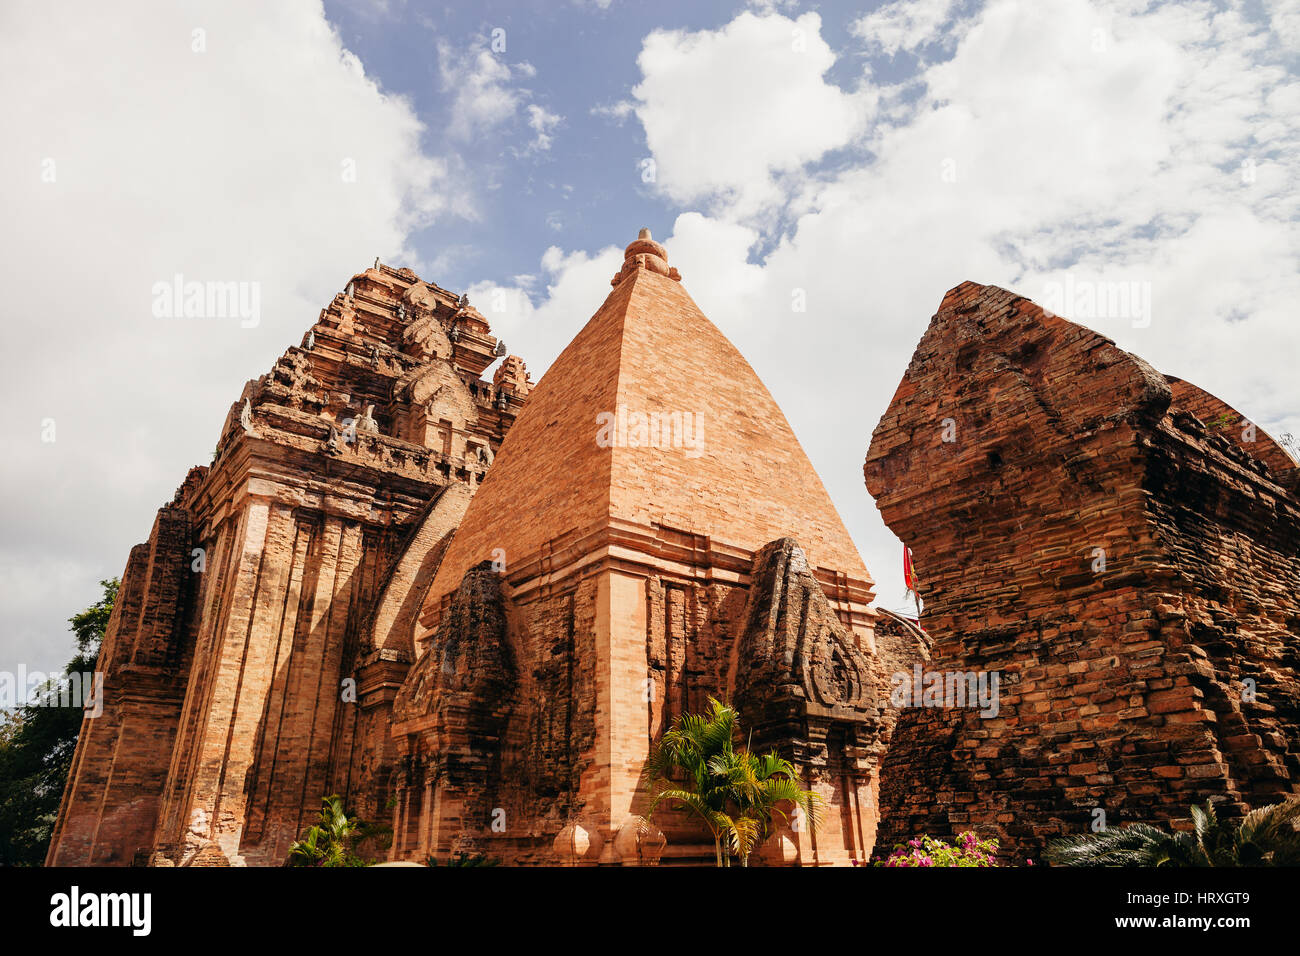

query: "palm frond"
left=1235, top=797, right=1300, bottom=865
left=1044, top=824, right=1189, bottom=867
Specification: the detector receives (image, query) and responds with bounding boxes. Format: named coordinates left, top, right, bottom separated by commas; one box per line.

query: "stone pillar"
left=590, top=570, right=652, bottom=861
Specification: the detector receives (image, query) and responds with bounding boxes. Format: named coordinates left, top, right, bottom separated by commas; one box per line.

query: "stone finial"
left=638, top=227, right=651, bottom=240
left=553, top=822, right=603, bottom=865
left=612, top=816, right=666, bottom=866
left=240, top=399, right=256, bottom=436
left=304, top=329, right=315, bottom=351
left=611, top=227, right=681, bottom=287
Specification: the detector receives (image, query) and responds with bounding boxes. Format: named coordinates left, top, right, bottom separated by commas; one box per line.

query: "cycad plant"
left=286, top=795, right=387, bottom=867
left=1044, top=797, right=1300, bottom=867
left=648, top=697, right=821, bottom=867
left=426, top=851, right=500, bottom=867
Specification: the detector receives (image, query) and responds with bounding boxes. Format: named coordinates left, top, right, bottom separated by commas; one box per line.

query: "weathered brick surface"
left=51, top=235, right=920, bottom=867
left=864, top=281, right=1300, bottom=860
left=390, top=562, right=518, bottom=859
left=49, top=264, right=525, bottom=866
left=47, top=506, right=196, bottom=865
left=425, top=232, right=874, bottom=635
left=388, top=234, right=920, bottom=865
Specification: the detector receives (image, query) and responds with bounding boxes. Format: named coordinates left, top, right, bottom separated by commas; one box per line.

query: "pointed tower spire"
left=427, top=228, right=871, bottom=610
left=408, top=228, right=878, bottom=865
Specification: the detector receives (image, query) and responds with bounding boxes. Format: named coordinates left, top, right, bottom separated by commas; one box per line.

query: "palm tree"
left=286, top=795, right=386, bottom=867
left=647, top=697, right=821, bottom=867
left=1044, top=797, right=1300, bottom=867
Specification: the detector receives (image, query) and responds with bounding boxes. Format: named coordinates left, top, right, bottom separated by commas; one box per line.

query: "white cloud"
left=632, top=11, right=872, bottom=215
left=439, top=42, right=563, bottom=154
left=1264, top=0, right=1300, bottom=48
left=495, top=0, right=1300, bottom=617
left=526, top=104, right=564, bottom=152
left=851, top=0, right=963, bottom=56
left=466, top=243, right=626, bottom=378
left=590, top=99, right=635, bottom=123
left=0, top=0, right=449, bottom=675
left=441, top=46, right=523, bottom=139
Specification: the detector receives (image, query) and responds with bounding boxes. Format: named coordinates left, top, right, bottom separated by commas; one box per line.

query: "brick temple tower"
left=47, top=233, right=925, bottom=868
left=48, top=263, right=530, bottom=866
left=388, top=231, right=923, bottom=865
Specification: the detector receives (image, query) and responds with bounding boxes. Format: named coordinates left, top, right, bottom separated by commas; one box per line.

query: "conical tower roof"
left=424, top=230, right=872, bottom=614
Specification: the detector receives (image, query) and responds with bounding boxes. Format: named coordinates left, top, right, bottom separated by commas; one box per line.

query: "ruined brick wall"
left=494, top=578, right=601, bottom=860
left=644, top=576, right=747, bottom=734
left=864, top=281, right=1300, bottom=861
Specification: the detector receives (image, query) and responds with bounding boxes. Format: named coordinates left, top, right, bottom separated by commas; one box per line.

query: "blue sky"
left=325, top=0, right=709, bottom=285
left=2, top=0, right=1297, bottom=677
left=318, top=0, right=902, bottom=286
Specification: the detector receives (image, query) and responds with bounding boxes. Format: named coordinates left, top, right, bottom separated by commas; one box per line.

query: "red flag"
left=903, top=545, right=924, bottom=625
